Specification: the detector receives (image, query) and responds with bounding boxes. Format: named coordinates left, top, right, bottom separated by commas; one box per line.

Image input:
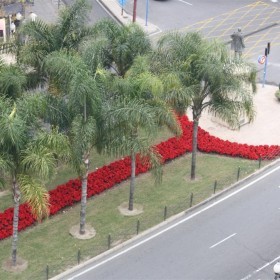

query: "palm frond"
left=19, top=175, right=50, bottom=221
left=0, top=110, right=28, bottom=153
left=35, top=128, right=71, bottom=161
left=21, top=145, right=57, bottom=180
left=0, top=65, right=26, bottom=100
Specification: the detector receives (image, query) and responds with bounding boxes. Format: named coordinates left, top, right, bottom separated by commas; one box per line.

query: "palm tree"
left=102, top=56, right=182, bottom=211
left=16, top=0, right=93, bottom=88
left=0, top=94, right=68, bottom=266
left=0, top=64, right=26, bottom=99
left=81, top=19, right=152, bottom=77
left=44, top=51, right=105, bottom=235
left=152, top=32, right=256, bottom=180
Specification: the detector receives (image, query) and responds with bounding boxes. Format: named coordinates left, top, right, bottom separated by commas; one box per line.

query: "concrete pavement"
left=19, top=0, right=62, bottom=23
left=190, top=84, right=280, bottom=146
left=26, top=0, right=160, bottom=34
left=98, top=0, right=161, bottom=35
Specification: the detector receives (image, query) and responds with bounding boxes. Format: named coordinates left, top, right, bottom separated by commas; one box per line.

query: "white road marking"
left=68, top=165, right=280, bottom=280
left=240, top=274, right=252, bottom=280
left=268, top=62, right=280, bottom=68
left=209, top=233, right=237, bottom=249
left=177, top=0, right=193, bottom=5
left=240, top=255, right=280, bottom=280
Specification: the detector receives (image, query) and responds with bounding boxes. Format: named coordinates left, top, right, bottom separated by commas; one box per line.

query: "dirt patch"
left=2, top=257, right=28, bottom=273
left=184, top=174, right=202, bottom=182
left=118, top=202, right=144, bottom=216
left=69, top=224, right=96, bottom=240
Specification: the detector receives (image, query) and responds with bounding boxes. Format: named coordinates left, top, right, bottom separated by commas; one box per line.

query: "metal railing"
left=2, top=159, right=272, bottom=280
left=0, top=42, right=15, bottom=54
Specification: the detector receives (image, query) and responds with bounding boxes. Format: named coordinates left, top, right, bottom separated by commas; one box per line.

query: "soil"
left=2, top=257, right=28, bottom=273
left=69, top=224, right=96, bottom=240
left=118, top=202, right=144, bottom=216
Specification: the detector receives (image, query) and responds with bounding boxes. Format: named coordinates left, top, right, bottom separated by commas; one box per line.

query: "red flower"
left=1, top=115, right=280, bottom=240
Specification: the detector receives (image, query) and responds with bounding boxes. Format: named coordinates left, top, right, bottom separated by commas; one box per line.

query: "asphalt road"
left=58, top=161, right=280, bottom=280
left=60, top=0, right=280, bottom=85
left=63, top=0, right=111, bottom=23
left=125, top=0, right=280, bottom=85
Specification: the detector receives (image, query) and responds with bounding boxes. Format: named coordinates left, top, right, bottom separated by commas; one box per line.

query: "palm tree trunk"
left=79, top=155, right=89, bottom=235
left=128, top=151, right=136, bottom=211
left=191, top=117, right=199, bottom=180
left=11, top=177, right=21, bottom=266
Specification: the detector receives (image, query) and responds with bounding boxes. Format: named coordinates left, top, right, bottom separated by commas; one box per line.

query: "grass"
left=0, top=127, right=174, bottom=213
left=0, top=152, right=269, bottom=280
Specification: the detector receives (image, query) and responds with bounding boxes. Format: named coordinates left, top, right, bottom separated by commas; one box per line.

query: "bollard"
left=189, top=193, right=193, bottom=208
left=164, top=206, right=167, bottom=221
left=258, top=157, right=262, bottom=169
left=237, top=166, right=241, bottom=181
left=77, top=249, right=81, bottom=264
left=46, top=265, right=49, bottom=280
left=213, top=180, right=217, bottom=194
left=136, top=219, right=140, bottom=235
left=108, top=234, right=111, bottom=250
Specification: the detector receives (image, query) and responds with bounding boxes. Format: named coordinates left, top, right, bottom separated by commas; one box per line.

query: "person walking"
left=29, top=12, right=37, bottom=22
left=10, top=21, right=16, bottom=36
left=230, top=28, right=245, bottom=59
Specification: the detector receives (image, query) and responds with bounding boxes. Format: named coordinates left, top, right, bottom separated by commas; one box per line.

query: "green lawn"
left=0, top=152, right=268, bottom=280
left=0, top=127, right=174, bottom=212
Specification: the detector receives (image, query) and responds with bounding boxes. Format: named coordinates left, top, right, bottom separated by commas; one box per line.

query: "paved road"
left=58, top=161, right=280, bottom=280
left=32, top=0, right=280, bottom=85
left=63, top=0, right=111, bottom=24
left=127, top=0, right=280, bottom=85
left=28, top=0, right=110, bottom=24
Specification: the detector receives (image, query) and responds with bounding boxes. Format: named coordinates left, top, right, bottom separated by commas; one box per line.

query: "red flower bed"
left=1, top=115, right=280, bottom=240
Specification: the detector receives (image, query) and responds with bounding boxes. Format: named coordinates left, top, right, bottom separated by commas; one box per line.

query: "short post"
left=145, top=0, right=149, bottom=26
left=237, top=166, right=241, bottom=181
left=189, top=192, right=193, bottom=208
left=46, top=265, right=49, bottom=280
left=164, top=206, right=167, bottom=221
left=136, top=219, right=140, bottom=235
left=77, top=248, right=81, bottom=264
left=108, top=234, right=111, bottom=250
left=262, top=42, right=270, bottom=88
left=258, top=157, right=262, bottom=169
left=213, top=180, right=217, bottom=194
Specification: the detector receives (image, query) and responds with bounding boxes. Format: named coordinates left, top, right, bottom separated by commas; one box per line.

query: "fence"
left=9, top=158, right=274, bottom=280
left=0, top=42, right=15, bottom=54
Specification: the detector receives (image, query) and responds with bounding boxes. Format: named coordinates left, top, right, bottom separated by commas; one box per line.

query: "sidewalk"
left=189, top=84, right=280, bottom=146
left=98, top=0, right=161, bottom=35
left=26, top=0, right=63, bottom=23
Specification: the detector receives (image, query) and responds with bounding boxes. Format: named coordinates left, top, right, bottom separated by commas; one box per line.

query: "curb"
left=51, top=158, right=280, bottom=280
left=97, top=0, right=161, bottom=35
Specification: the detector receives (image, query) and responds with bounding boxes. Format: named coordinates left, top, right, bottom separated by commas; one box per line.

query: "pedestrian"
left=230, top=28, right=245, bottom=59
left=10, top=21, right=16, bottom=36
left=29, top=12, right=37, bottom=22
